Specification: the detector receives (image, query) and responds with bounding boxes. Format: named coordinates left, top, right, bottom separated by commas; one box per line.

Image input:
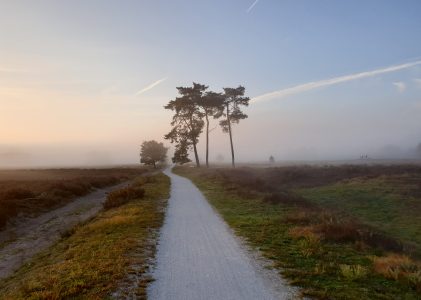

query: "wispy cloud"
left=135, top=77, right=167, bottom=96
left=246, top=0, right=260, bottom=13
left=392, top=81, right=406, bottom=93
left=252, top=60, right=421, bottom=103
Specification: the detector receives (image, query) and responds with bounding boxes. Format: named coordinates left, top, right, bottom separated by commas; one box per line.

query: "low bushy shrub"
left=103, top=184, right=145, bottom=210
left=0, top=201, right=17, bottom=227
left=316, top=218, right=360, bottom=243
left=0, top=188, right=36, bottom=227
left=285, top=208, right=404, bottom=254
left=262, top=191, right=312, bottom=206
left=2, top=188, right=35, bottom=200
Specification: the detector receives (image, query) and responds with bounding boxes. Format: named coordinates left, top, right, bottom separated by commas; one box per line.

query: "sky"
left=1, top=0, right=421, bottom=167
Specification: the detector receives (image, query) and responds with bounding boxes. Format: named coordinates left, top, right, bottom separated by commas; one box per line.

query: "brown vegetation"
left=210, top=164, right=421, bottom=190
left=103, top=184, right=145, bottom=210
left=372, top=254, right=421, bottom=292
left=286, top=210, right=404, bottom=253
left=0, top=168, right=148, bottom=229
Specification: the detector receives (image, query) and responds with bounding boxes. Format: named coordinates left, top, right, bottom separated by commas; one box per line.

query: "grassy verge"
left=174, top=166, right=421, bottom=300
left=0, top=172, right=170, bottom=299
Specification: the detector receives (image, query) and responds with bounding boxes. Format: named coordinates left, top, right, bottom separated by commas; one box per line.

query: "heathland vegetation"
left=175, top=164, right=421, bottom=299
left=0, top=172, right=170, bottom=299
left=0, top=168, right=147, bottom=229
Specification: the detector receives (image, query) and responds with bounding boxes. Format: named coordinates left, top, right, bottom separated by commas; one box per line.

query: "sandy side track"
left=0, top=181, right=129, bottom=280
left=148, top=169, right=297, bottom=300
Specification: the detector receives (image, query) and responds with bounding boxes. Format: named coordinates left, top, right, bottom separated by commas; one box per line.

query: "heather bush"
left=103, top=185, right=145, bottom=210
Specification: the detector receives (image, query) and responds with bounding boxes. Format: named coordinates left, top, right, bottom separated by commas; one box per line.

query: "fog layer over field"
left=1, top=118, right=420, bottom=168
left=1, top=1, right=421, bottom=168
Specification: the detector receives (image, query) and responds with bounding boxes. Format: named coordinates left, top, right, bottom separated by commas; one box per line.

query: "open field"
left=0, top=172, right=170, bottom=299
left=175, top=164, right=421, bottom=299
left=0, top=168, right=149, bottom=229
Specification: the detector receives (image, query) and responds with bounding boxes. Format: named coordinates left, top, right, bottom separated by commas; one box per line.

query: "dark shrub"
left=317, top=219, right=360, bottom=243
left=0, top=211, right=8, bottom=228
left=103, top=187, right=131, bottom=210
left=49, top=180, right=92, bottom=198
left=89, top=176, right=120, bottom=188
left=284, top=209, right=320, bottom=225
left=313, top=215, right=403, bottom=251
left=262, top=192, right=314, bottom=207
left=361, top=231, right=403, bottom=252
left=0, top=200, right=18, bottom=227
left=0, top=188, right=35, bottom=227
left=128, top=186, right=146, bottom=199
left=103, top=185, right=145, bottom=210
left=2, top=188, right=35, bottom=200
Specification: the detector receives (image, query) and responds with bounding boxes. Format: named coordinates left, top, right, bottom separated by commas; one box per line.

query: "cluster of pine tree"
left=164, top=83, right=250, bottom=168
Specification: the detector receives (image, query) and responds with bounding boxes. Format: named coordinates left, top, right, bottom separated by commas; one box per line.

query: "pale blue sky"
left=1, top=1, right=421, bottom=166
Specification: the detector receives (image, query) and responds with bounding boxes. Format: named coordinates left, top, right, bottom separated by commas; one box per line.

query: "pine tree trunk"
left=205, top=113, right=209, bottom=168
left=193, top=142, right=201, bottom=167
left=226, top=105, right=235, bottom=168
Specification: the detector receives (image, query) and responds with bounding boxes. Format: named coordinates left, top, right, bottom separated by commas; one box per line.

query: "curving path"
left=0, top=181, right=129, bottom=280
left=148, top=168, right=296, bottom=300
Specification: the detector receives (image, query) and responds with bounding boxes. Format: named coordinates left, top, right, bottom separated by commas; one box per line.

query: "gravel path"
left=0, top=181, right=129, bottom=280
left=148, top=169, right=297, bottom=300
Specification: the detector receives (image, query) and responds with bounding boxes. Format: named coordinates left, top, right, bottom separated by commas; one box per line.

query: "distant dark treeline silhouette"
left=164, top=83, right=249, bottom=168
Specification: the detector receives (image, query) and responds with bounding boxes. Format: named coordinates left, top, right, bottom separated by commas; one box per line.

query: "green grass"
left=0, top=173, right=170, bottom=300
left=298, top=175, right=421, bottom=255
left=174, top=167, right=421, bottom=300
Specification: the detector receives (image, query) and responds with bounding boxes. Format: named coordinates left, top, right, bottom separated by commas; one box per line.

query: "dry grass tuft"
left=339, top=264, right=368, bottom=280
left=372, top=254, right=421, bottom=292
left=289, top=226, right=323, bottom=257
left=289, top=225, right=319, bottom=240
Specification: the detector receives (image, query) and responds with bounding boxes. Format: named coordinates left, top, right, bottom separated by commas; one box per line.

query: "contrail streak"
left=252, top=60, right=421, bottom=103
left=135, top=77, right=167, bottom=96
left=246, top=0, right=259, bottom=13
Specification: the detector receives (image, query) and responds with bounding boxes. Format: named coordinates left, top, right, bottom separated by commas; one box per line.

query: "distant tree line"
left=164, top=82, right=250, bottom=168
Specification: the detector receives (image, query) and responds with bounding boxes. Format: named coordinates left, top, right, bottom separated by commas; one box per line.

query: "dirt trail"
left=148, top=169, right=298, bottom=300
left=0, top=181, right=129, bottom=280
